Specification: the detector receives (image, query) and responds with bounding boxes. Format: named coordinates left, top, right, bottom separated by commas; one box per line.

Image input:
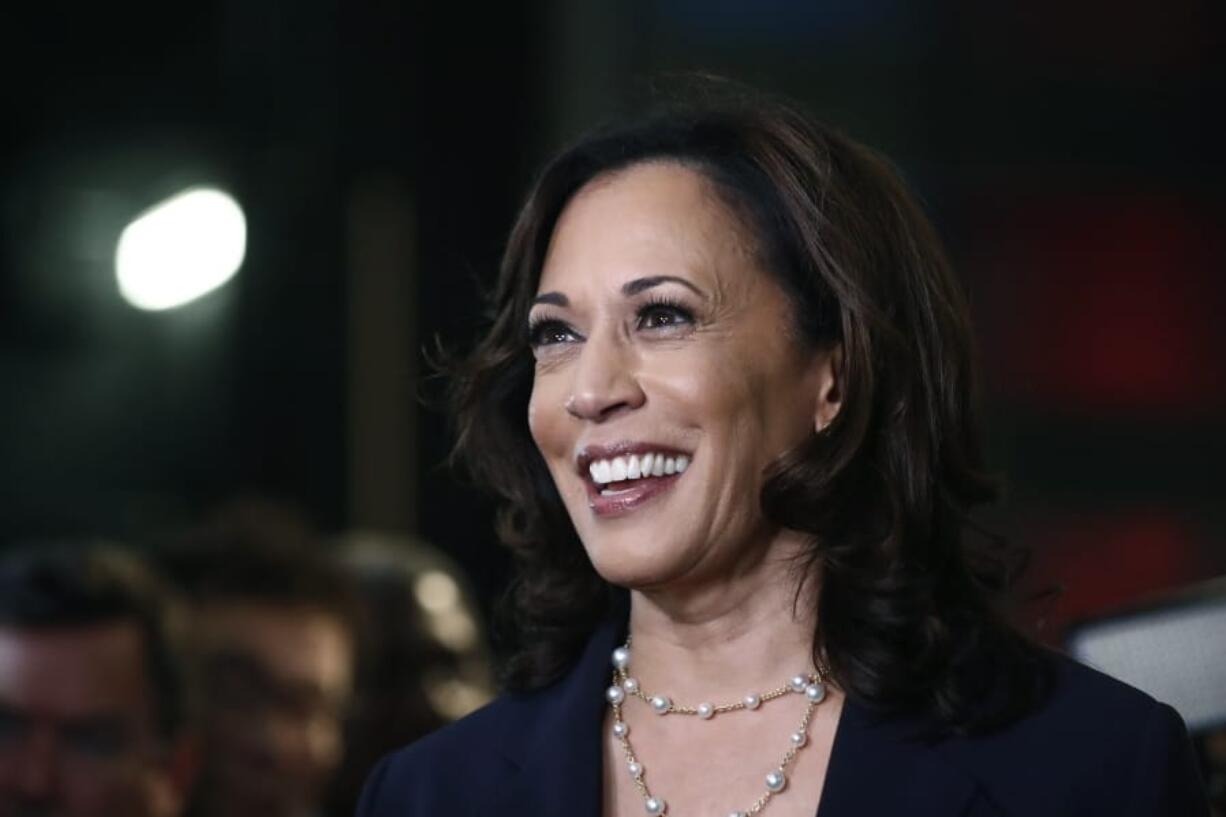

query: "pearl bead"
left=743, top=692, right=761, bottom=710
left=649, top=695, right=671, bottom=714
left=612, top=720, right=629, bottom=738
left=790, top=674, right=809, bottom=692
left=696, top=702, right=714, bottom=719
left=728, top=812, right=747, bottom=817
left=805, top=682, right=826, bottom=703
left=628, top=761, right=643, bottom=778
left=612, top=646, right=630, bottom=670
left=644, top=795, right=666, bottom=815
left=622, top=676, right=640, bottom=694
left=765, top=769, right=787, bottom=792
left=790, top=730, right=807, bottom=747
left=606, top=685, right=626, bottom=705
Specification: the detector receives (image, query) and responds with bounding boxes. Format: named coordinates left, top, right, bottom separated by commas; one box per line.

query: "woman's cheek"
left=647, top=347, right=743, bottom=409
left=526, top=392, right=551, bottom=455
left=527, top=379, right=567, bottom=457
left=526, top=399, right=539, bottom=439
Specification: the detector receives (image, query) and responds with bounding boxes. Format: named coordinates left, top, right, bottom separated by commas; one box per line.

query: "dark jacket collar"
left=493, top=613, right=981, bottom=817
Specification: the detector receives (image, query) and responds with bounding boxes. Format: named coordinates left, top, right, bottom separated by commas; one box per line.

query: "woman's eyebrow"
left=532, top=275, right=704, bottom=308
left=621, top=275, right=705, bottom=298
left=531, top=292, right=568, bottom=307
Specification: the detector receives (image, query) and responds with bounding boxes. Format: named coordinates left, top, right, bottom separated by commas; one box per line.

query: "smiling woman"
left=526, top=162, right=837, bottom=595
left=356, top=82, right=1210, bottom=817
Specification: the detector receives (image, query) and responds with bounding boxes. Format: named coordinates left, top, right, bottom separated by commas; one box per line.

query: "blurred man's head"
left=160, top=503, right=356, bottom=817
left=0, top=546, right=194, bottom=817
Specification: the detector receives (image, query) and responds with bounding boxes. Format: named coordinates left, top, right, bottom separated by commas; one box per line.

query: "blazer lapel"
left=818, top=700, right=983, bottom=817
left=496, top=615, right=624, bottom=817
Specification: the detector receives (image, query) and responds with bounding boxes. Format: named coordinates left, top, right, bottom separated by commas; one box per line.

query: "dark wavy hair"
left=449, top=83, right=1046, bottom=735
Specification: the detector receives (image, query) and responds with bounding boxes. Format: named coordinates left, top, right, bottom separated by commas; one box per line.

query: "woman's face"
left=527, top=161, right=838, bottom=590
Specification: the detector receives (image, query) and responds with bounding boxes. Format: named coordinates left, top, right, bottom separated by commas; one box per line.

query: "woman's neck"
left=623, top=529, right=821, bottom=702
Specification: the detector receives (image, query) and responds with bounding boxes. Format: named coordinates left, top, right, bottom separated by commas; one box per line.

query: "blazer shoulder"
left=936, top=650, right=1208, bottom=816
left=357, top=616, right=624, bottom=816
left=354, top=692, right=541, bottom=816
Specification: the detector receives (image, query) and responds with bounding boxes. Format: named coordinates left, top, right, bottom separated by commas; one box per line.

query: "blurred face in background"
left=0, top=623, right=189, bottom=817
left=194, top=602, right=353, bottom=817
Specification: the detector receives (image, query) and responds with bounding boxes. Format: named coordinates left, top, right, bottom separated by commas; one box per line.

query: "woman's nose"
left=564, top=332, right=645, bottom=421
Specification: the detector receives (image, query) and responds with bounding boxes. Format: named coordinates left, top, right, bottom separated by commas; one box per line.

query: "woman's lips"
left=576, top=448, right=692, bottom=517
left=585, top=472, right=682, bottom=517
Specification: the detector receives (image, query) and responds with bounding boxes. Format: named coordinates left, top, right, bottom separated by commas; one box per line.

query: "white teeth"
left=610, top=457, right=628, bottom=482
left=585, top=452, right=690, bottom=485
left=627, top=455, right=642, bottom=479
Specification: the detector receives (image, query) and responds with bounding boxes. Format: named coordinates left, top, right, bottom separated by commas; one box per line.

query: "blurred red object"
left=1025, top=509, right=1210, bottom=637
left=979, top=194, right=1226, bottom=417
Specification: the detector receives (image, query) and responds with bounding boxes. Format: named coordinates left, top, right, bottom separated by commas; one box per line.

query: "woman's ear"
left=814, top=344, right=843, bottom=432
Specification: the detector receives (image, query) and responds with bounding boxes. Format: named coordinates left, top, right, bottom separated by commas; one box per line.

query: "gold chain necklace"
left=604, top=640, right=829, bottom=816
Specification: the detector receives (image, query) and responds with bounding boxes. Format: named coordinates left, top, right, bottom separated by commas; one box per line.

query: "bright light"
left=115, top=186, right=246, bottom=311
left=415, top=570, right=461, bottom=613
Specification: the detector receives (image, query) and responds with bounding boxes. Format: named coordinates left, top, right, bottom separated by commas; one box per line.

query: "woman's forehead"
left=535, top=162, right=759, bottom=298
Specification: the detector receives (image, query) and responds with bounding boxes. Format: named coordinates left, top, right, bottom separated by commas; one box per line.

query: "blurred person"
left=357, top=81, right=1210, bottom=815
left=325, top=533, right=494, bottom=814
left=157, top=502, right=356, bottom=817
left=0, top=545, right=195, bottom=817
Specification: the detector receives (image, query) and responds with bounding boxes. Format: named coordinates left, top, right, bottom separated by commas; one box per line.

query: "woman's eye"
left=637, top=302, right=693, bottom=330
left=528, top=319, right=579, bottom=347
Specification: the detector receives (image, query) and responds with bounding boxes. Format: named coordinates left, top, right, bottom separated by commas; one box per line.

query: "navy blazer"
left=356, top=614, right=1210, bottom=816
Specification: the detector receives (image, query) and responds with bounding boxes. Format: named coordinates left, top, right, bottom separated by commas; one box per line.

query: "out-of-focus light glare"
left=115, top=187, right=246, bottom=311
left=415, top=570, right=461, bottom=613
left=424, top=677, right=492, bottom=720
left=429, top=609, right=478, bottom=652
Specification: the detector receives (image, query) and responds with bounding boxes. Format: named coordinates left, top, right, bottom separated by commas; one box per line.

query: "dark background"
left=3, top=0, right=1224, bottom=636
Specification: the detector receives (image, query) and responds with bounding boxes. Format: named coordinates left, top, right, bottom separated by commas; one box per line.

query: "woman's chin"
left=583, top=536, right=716, bottom=594
left=586, top=547, right=688, bottom=591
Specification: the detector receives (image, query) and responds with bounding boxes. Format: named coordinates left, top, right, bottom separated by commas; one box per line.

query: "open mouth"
left=576, top=449, right=691, bottom=516
left=588, top=451, right=689, bottom=494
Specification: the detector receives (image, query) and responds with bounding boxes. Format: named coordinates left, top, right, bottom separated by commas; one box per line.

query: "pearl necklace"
left=604, top=641, right=829, bottom=816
